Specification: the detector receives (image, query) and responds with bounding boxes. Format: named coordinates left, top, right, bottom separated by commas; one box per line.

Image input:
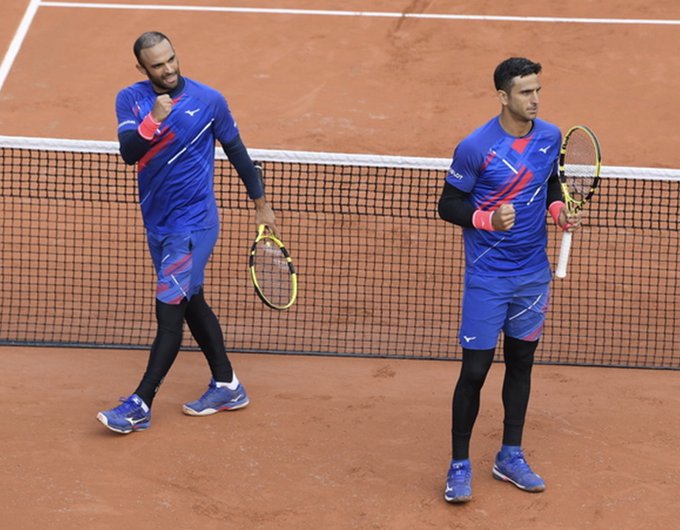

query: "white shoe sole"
left=182, top=398, right=250, bottom=416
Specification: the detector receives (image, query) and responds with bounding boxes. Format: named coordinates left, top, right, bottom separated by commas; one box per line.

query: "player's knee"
left=155, top=298, right=187, bottom=332
left=460, top=348, right=495, bottom=387
left=504, top=337, right=537, bottom=370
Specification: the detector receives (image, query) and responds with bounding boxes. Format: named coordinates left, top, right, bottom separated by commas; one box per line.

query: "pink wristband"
left=137, top=113, right=161, bottom=140
left=472, top=209, right=495, bottom=231
left=548, top=200, right=566, bottom=226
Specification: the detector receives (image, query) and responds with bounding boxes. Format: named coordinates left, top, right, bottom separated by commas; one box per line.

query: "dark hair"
left=493, top=57, right=542, bottom=92
left=133, top=31, right=172, bottom=62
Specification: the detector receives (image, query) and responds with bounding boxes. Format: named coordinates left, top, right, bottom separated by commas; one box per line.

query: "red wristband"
left=548, top=200, right=566, bottom=226
left=137, top=113, right=161, bottom=140
left=472, top=209, right=495, bottom=231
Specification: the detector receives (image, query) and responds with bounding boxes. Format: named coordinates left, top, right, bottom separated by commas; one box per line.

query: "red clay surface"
left=1, top=1, right=680, bottom=528
left=1, top=1, right=680, bottom=166
left=3, top=346, right=680, bottom=529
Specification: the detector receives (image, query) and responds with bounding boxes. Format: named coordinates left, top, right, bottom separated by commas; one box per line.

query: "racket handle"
left=555, top=231, right=573, bottom=279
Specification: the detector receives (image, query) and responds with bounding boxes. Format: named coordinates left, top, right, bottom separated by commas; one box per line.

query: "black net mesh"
left=1, top=140, right=678, bottom=369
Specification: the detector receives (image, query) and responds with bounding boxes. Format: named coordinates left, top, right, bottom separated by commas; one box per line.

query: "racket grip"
left=555, top=231, right=573, bottom=279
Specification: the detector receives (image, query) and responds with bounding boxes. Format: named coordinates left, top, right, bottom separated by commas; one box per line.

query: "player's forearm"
left=546, top=174, right=563, bottom=207
left=118, top=129, right=152, bottom=165
left=253, top=196, right=268, bottom=210
left=546, top=173, right=567, bottom=227
left=438, top=181, right=475, bottom=227
left=221, top=135, right=264, bottom=200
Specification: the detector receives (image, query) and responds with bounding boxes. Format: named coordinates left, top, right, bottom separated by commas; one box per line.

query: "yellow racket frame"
left=558, top=124, right=602, bottom=214
left=555, top=125, right=602, bottom=279
left=248, top=224, right=298, bottom=310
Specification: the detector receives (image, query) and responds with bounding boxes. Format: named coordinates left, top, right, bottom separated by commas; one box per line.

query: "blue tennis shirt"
left=115, top=77, right=240, bottom=235
left=446, top=116, right=561, bottom=276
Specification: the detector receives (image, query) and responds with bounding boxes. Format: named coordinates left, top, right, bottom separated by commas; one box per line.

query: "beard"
left=146, top=66, right=181, bottom=93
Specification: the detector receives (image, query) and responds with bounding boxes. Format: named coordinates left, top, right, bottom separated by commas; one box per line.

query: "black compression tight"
left=501, top=336, right=538, bottom=447
left=135, top=299, right=187, bottom=407
left=451, top=347, right=495, bottom=460
left=134, top=291, right=233, bottom=407
left=451, top=337, right=538, bottom=460
left=184, top=289, right=233, bottom=384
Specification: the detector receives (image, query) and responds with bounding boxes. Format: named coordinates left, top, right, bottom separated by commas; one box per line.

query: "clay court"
left=1, top=1, right=679, bottom=529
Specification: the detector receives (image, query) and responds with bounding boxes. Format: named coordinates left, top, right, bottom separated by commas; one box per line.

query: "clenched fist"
left=151, top=94, right=173, bottom=123
left=492, top=203, right=515, bottom=231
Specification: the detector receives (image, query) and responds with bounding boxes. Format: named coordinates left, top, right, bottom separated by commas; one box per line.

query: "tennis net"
left=1, top=136, right=678, bottom=369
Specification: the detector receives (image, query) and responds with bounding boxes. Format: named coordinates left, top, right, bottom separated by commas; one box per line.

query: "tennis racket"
left=249, top=224, right=298, bottom=310
left=555, top=125, right=602, bottom=279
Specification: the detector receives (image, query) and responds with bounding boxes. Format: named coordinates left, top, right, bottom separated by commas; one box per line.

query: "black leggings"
left=134, top=290, right=233, bottom=406
left=184, top=289, right=233, bottom=384
left=451, top=336, right=538, bottom=460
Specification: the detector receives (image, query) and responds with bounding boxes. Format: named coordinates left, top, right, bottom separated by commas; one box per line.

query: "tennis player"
left=97, top=31, right=276, bottom=434
left=437, top=57, right=580, bottom=501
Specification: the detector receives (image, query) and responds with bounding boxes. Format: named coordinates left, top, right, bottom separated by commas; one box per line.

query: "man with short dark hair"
left=438, top=57, right=580, bottom=502
left=97, top=31, right=276, bottom=433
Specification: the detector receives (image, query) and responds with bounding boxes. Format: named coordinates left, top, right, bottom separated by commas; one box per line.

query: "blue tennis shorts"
left=146, top=225, right=219, bottom=305
left=458, top=265, right=552, bottom=350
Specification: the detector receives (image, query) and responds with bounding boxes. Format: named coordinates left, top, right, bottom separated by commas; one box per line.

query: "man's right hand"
left=254, top=196, right=278, bottom=235
left=151, top=94, right=173, bottom=122
left=492, top=203, right=515, bottom=231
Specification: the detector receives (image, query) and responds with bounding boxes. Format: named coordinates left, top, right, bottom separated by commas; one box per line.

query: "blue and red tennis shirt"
left=115, top=77, right=239, bottom=235
left=446, top=116, right=561, bottom=276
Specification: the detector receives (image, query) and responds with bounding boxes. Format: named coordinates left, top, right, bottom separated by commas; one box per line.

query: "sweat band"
left=549, top=200, right=566, bottom=226
left=138, top=113, right=161, bottom=140
left=472, top=209, right=495, bottom=231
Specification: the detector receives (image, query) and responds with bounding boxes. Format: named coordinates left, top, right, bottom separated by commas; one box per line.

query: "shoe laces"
left=197, top=382, right=224, bottom=403
left=448, top=462, right=471, bottom=483
left=504, top=451, right=532, bottom=474
left=113, top=396, right=140, bottom=415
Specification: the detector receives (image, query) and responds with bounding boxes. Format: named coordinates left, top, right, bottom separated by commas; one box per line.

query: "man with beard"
left=97, top=31, right=276, bottom=433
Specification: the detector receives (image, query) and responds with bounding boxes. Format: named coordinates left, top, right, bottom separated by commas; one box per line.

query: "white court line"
left=38, top=2, right=680, bottom=25
left=3, top=1, right=678, bottom=92
left=0, top=0, right=41, bottom=92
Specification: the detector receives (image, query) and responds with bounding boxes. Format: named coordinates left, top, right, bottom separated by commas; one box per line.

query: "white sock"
left=132, top=394, right=150, bottom=412
left=216, top=373, right=240, bottom=390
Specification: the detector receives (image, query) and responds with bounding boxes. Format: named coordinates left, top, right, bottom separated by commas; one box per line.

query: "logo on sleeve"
left=448, top=168, right=465, bottom=180
left=118, top=120, right=136, bottom=129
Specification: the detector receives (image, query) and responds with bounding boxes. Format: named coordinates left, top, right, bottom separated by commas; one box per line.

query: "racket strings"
left=253, top=239, right=293, bottom=307
left=564, top=131, right=598, bottom=204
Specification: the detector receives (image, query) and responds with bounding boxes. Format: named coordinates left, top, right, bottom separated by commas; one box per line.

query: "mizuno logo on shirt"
left=539, top=145, right=551, bottom=154
left=185, top=108, right=201, bottom=116
left=463, top=336, right=476, bottom=343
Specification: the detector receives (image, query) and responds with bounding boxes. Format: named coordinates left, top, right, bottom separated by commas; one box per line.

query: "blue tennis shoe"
left=444, top=459, right=473, bottom=503
left=97, top=394, right=151, bottom=434
left=182, top=378, right=250, bottom=416
left=492, top=446, right=546, bottom=492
